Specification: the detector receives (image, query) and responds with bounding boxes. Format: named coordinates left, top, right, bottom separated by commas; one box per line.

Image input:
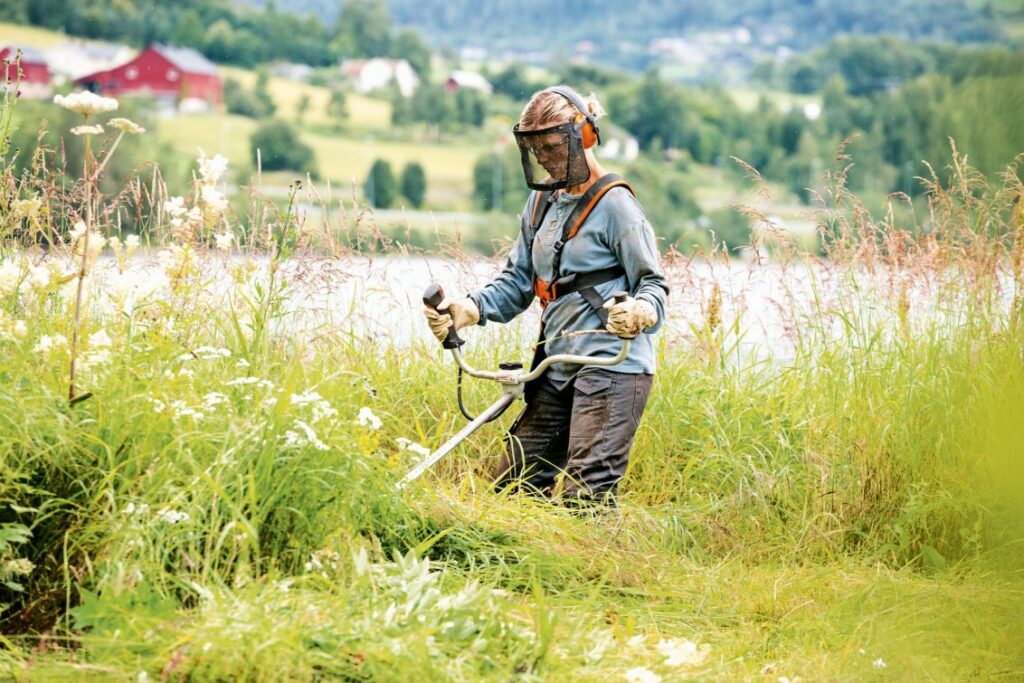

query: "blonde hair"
left=518, top=86, right=606, bottom=131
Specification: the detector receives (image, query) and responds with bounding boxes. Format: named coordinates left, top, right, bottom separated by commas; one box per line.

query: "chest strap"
left=536, top=265, right=626, bottom=325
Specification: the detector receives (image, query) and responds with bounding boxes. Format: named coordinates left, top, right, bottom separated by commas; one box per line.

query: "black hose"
left=457, top=367, right=513, bottom=423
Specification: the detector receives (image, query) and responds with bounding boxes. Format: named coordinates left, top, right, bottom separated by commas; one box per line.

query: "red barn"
left=76, top=45, right=222, bottom=110
left=0, top=45, right=51, bottom=99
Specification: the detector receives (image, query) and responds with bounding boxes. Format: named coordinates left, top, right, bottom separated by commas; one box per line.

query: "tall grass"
left=0, top=84, right=1022, bottom=680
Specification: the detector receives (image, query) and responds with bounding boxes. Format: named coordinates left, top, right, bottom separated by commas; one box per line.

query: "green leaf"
left=921, top=544, right=947, bottom=572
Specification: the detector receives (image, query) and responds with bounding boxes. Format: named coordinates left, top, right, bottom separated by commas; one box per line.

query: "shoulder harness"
left=522, top=173, right=634, bottom=325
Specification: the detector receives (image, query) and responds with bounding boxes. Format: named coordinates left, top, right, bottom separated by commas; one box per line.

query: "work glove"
left=603, top=296, right=657, bottom=339
left=423, top=296, right=480, bottom=342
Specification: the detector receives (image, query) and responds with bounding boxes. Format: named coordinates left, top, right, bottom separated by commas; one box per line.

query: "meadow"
left=1, top=78, right=1023, bottom=683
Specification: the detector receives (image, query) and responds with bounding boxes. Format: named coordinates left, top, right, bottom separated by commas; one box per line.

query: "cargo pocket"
left=574, top=372, right=613, bottom=397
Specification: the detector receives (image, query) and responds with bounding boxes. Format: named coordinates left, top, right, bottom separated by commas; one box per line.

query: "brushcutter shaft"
left=397, top=391, right=518, bottom=488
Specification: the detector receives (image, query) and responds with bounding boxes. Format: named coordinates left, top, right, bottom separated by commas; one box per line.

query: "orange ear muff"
left=576, top=113, right=598, bottom=149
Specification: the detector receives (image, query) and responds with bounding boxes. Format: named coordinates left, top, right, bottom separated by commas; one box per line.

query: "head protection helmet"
left=513, top=86, right=601, bottom=192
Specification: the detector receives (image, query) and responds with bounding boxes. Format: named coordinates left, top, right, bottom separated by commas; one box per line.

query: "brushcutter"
left=397, top=283, right=631, bottom=488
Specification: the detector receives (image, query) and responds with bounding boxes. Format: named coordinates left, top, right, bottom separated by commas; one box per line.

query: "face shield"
left=513, top=119, right=591, bottom=192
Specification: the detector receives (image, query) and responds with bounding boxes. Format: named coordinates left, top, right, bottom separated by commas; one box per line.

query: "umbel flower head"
left=70, top=124, right=104, bottom=136
left=109, top=117, right=145, bottom=134
left=53, top=91, right=118, bottom=116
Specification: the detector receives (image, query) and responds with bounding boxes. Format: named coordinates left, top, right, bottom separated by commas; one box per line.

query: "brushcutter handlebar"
left=424, top=284, right=632, bottom=386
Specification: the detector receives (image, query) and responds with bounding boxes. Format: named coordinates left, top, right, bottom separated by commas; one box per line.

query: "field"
left=0, top=22, right=67, bottom=48
left=0, top=23, right=491, bottom=209
left=2, top=21, right=1024, bottom=682
left=1, top=92, right=1024, bottom=680
left=159, top=114, right=486, bottom=209
left=218, top=65, right=393, bottom=132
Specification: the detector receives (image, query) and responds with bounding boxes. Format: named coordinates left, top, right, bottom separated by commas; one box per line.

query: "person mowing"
left=423, top=85, right=669, bottom=505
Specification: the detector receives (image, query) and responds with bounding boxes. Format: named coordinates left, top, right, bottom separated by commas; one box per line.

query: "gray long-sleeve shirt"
left=468, top=185, right=669, bottom=384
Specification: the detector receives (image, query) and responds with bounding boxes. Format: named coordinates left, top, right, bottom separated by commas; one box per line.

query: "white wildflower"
left=33, top=334, right=67, bottom=353
left=356, top=406, right=382, bottom=430
left=214, top=231, right=233, bottom=251
left=235, top=358, right=250, bottom=368
left=68, top=222, right=106, bottom=266
left=88, top=329, right=113, bottom=349
left=656, top=637, right=709, bottom=667
left=311, top=400, right=338, bottom=424
left=0, top=261, right=21, bottom=296
left=157, top=246, right=184, bottom=275
left=108, top=117, right=145, bottom=134
left=202, top=392, right=229, bottom=409
left=11, top=320, right=27, bottom=339
left=53, top=91, right=118, bottom=115
left=70, top=124, right=104, bottom=136
left=200, top=185, right=228, bottom=213
left=169, top=400, right=204, bottom=421
left=624, top=667, right=661, bottom=683
left=283, top=419, right=329, bottom=451
left=155, top=508, right=190, bottom=524
left=80, top=347, right=112, bottom=371
left=291, top=390, right=323, bottom=406
left=12, top=197, right=42, bottom=220
left=163, top=197, right=187, bottom=219
left=3, top=558, right=34, bottom=576
left=123, top=502, right=149, bottom=516
left=226, top=376, right=263, bottom=386
left=137, top=671, right=151, bottom=683
left=197, top=149, right=228, bottom=184
left=627, top=635, right=646, bottom=648
left=873, top=658, right=886, bottom=669
left=193, top=346, right=231, bottom=359
left=125, top=234, right=140, bottom=250
left=396, top=437, right=430, bottom=458
left=27, top=264, right=51, bottom=291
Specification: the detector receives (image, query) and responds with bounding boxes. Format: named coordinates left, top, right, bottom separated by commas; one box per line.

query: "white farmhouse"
left=45, top=40, right=135, bottom=85
left=445, top=70, right=493, bottom=94
left=341, top=58, right=419, bottom=97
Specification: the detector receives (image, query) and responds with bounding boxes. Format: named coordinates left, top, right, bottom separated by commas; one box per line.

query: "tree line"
left=0, top=0, right=432, bottom=74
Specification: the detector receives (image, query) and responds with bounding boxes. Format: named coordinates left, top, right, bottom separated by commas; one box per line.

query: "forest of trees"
left=0, top=0, right=432, bottom=73
left=601, top=37, right=1023, bottom=201
left=244, top=0, right=1013, bottom=69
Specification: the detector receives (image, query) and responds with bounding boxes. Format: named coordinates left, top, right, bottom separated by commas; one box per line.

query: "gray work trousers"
left=494, top=369, right=654, bottom=503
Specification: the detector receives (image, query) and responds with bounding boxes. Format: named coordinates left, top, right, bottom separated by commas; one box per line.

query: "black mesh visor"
left=513, top=121, right=590, bottom=191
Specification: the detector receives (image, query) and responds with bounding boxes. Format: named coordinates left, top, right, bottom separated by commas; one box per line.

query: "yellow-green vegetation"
left=2, top=36, right=1024, bottom=683
left=726, top=86, right=822, bottom=113
left=0, top=21, right=67, bottom=48
left=219, top=65, right=392, bottom=131
left=160, top=114, right=485, bottom=208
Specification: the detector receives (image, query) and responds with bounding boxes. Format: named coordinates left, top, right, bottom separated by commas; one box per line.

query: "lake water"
left=68, top=250, right=1012, bottom=369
